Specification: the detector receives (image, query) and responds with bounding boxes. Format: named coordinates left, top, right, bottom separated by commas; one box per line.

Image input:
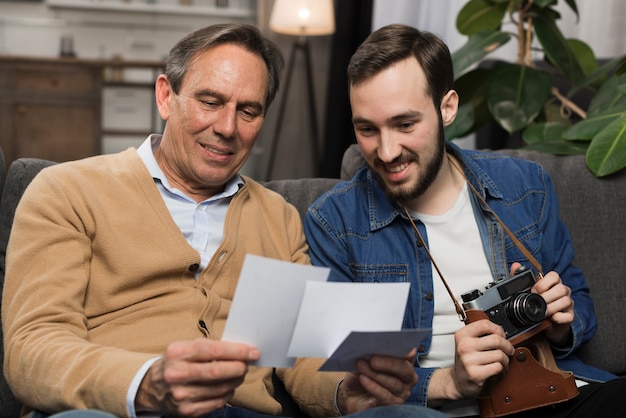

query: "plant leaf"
left=523, top=122, right=568, bottom=145
left=562, top=108, right=625, bottom=140
left=617, top=57, right=626, bottom=75
left=452, top=30, right=511, bottom=77
left=488, top=63, right=553, bottom=133
left=563, top=0, right=580, bottom=21
left=586, top=114, right=626, bottom=176
left=570, top=54, right=626, bottom=95
left=445, top=104, right=475, bottom=139
left=532, top=0, right=558, bottom=8
left=456, top=0, right=508, bottom=36
left=534, top=14, right=586, bottom=85
left=587, top=73, right=626, bottom=117
left=567, top=38, right=597, bottom=75
left=525, top=140, right=588, bottom=155
left=447, top=68, right=492, bottom=138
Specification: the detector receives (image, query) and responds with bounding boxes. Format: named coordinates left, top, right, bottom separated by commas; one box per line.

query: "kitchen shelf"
left=45, top=0, right=254, bottom=18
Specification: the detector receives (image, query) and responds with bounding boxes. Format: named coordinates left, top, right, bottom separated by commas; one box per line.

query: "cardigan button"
left=188, top=263, right=200, bottom=272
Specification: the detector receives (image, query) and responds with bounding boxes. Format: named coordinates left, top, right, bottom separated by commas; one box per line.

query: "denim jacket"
left=304, top=142, right=616, bottom=407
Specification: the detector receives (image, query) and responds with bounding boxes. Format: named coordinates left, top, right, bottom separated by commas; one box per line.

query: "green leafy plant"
left=445, top=0, right=626, bottom=176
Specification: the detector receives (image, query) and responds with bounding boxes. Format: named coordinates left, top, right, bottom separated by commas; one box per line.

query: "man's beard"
left=370, top=124, right=445, bottom=204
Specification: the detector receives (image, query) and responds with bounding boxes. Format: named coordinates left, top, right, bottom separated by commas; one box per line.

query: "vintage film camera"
left=461, top=267, right=547, bottom=340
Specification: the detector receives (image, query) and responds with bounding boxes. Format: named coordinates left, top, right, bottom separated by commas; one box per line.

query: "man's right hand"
left=135, top=338, right=260, bottom=417
left=428, top=320, right=515, bottom=406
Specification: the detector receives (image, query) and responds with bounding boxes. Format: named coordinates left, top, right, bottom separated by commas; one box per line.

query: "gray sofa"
left=0, top=144, right=624, bottom=417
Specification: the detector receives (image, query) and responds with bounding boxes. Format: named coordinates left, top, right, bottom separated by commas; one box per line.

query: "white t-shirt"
left=410, top=183, right=490, bottom=416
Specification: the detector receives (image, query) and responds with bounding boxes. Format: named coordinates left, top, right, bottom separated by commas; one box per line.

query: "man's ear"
left=155, top=74, right=172, bottom=121
left=440, top=89, right=459, bottom=127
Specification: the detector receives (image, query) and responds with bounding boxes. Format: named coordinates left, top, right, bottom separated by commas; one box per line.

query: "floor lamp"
left=264, top=0, right=335, bottom=180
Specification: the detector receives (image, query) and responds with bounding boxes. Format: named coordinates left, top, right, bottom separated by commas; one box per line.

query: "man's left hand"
left=509, top=263, right=575, bottom=346
left=336, top=348, right=418, bottom=414
left=532, top=270, right=575, bottom=345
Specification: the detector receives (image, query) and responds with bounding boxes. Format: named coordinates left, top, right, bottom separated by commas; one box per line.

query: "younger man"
left=304, top=23, right=625, bottom=417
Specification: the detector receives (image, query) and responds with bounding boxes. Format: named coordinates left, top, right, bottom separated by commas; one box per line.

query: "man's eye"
left=398, top=122, right=415, bottom=131
left=239, top=109, right=261, bottom=122
left=357, top=126, right=377, bottom=136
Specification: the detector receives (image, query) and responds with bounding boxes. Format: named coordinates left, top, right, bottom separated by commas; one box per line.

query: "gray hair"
left=165, top=23, right=284, bottom=113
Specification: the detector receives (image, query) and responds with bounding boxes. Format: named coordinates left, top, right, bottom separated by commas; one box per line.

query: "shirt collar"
left=137, top=134, right=244, bottom=202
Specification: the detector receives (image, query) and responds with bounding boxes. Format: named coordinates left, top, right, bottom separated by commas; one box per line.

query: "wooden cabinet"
left=0, top=57, right=103, bottom=165
left=0, top=56, right=165, bottom=167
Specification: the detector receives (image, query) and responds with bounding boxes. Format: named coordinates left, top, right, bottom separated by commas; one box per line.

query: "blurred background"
left=0, top=0, right=623, bottom=180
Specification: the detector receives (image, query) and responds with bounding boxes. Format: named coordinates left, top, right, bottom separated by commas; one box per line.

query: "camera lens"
left=506, top=293, right=547, bottom=327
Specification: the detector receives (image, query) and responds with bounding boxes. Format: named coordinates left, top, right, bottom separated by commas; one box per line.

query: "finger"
left=549, top=310, right=575, bottom=325
left=357, top=372, right=408, bottom=405
left=456, top=324, right=514, bottom=358
left=354, top=360, right=415, bottom=400
left=166, top=339, right=260, bottom=363
left=364, top=353, right=417, bottom=384
left=462, top=318, right=507, bottom=340
left=167, top=394, right=233, bottom=418
left=532, top=271, right=560, bottom=294
left=169, top=375, right=242, bottom=404
left=509, top=262, right=523, bottom=276
left=136, top=357, right=244, bottom=414
left=164, top=356, right=249, bottom=386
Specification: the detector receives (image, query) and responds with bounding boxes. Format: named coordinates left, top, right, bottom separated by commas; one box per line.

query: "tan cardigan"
left=2, top=149, right=342, bottom=417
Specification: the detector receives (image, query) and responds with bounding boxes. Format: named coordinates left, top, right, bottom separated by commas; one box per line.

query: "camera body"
left=461, top=267, right=547, bottom=340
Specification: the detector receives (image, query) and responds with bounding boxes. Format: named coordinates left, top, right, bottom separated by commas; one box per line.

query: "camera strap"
left=403, top=208, right=468, bottom=321
left=401, top=154, right=544, bottom=322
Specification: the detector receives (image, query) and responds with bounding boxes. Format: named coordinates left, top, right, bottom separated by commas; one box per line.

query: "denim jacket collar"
left=446, top=141, right=504, bottom=202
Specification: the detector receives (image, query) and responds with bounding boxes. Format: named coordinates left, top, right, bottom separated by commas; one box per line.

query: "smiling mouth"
left=384, top=161, right=410, bottom=173
left=200, top=143, right=231, bottom=156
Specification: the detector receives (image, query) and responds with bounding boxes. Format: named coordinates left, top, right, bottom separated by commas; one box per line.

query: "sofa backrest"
left=341, top=143, right=626, bottom=376
left=262, top=178, right=341, bottom=220
left=1, top=145, right=624, bottom=416
left=0, top=158, right=59, bottom=417
left=497, top=149, right=626, bottom=376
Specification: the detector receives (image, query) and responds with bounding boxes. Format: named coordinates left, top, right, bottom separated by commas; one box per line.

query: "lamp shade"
left=269, top=0, right=336, bottom=36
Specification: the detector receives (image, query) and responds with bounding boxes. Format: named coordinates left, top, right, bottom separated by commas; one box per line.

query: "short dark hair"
left=348, top=24, right=454, bottom=109
left=165, top=23, right=284, bottom=113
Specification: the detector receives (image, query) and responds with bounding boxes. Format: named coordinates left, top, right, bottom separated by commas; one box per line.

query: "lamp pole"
left=264, top=36, right=320, bottom=180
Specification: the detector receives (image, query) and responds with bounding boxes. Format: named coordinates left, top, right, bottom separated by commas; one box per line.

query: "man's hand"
left=336, top=348, right=418, bottom=414
left=427, top=319, right=514, bottom=406
left=509, top=263, right=575, bottom=346
left=135, top=339, right=260, bottom=417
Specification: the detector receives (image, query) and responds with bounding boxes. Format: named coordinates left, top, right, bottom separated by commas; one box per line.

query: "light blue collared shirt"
left=137, top=135, right=243, bottom=272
